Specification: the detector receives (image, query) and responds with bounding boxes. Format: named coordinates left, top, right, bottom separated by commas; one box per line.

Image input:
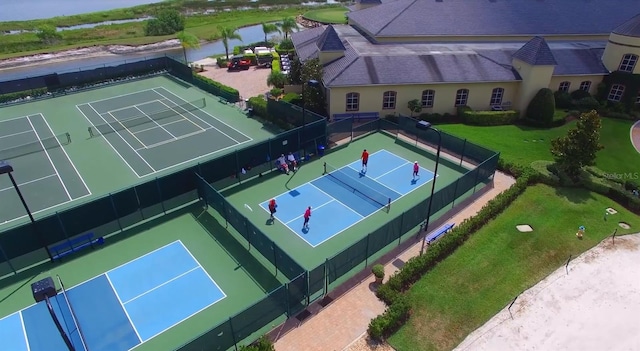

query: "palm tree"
left=218, top=26, right=243, bottom=59
left=261, top=22, right=280, bottom=44
left=177, top=31, right=200, bottom=64
left=278, top=17, right=297, bottom=40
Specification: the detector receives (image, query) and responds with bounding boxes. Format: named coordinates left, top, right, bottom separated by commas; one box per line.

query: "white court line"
left=87, top=103, right=156, bottom=177
left=370, top=161, right=410, bottom=180
left=0, top=174, right=57, bottom=193
left=79, top=87, right=161, bottom=105
left=120, top=266, right=200, bottom=305
left=283, top=197, right=339, bottom=225
left=19, top=312, right=32, bottom=351
left=155, top=99, right=207, bottom=132
left=106, top=111, right=149, bottom=149
left=26, top=115, right=71, bottom=201
left=104, top=273, right=143, bottom=343
left=0, top=129, right=34, bottom=140
left=133, top=118, right=191, bottom=135
left=151, top=138, right=252, bottom=175
left=176, top=240, right=226, bottom=296
left=135, top=129, right=207, bottom=150
left=39, top=113, right=92, bottom=198
left=0, top=192, right=92, bottom=227
left=0, top=114, right=43, bottom=123
left=151, top=89, right=216, bottom=129
left=133, top=105, right=178, bottom=139
left=76, top=103, right=144, bottom=178
left=103, top=99, right=160, bottom=115
left=153, top=87, right=253, bottom=141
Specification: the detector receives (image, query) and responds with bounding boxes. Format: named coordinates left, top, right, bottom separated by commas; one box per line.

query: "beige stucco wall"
left=512, top=58, right=555, bottom=113
left=373, top=34, right=610, bottom=43
left=328, top=81, right=520, bottom=118
left=548, top=75, right=605, bottom=95
left=602, top=33, right=640, bottom=73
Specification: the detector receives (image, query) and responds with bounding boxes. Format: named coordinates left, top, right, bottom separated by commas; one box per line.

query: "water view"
left=0, top=0, right=163, bottom=21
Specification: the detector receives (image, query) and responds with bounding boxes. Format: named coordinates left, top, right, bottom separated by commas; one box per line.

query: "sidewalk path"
left=631, top=120, right=640, bottom=154
left=274, top=172, right=516, bottom=351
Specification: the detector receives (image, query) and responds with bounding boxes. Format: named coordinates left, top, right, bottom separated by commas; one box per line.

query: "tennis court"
left=0, top=240, right=225, bottom=351
left=76, top=87, right=252, bottom=177
left=0, top=114, right=90, bottom=224
left=259, top=150, right=435, bottom=247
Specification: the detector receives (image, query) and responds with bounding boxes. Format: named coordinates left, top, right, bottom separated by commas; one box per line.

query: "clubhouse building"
left=291, top=0, right=640, bottom=119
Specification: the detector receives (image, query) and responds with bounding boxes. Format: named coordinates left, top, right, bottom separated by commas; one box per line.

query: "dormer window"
left=619, top=54, right=638, bottom=73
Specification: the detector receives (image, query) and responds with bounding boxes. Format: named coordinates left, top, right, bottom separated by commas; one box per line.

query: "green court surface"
left=0, top=204, right=284, bottom=351
left=223, top=133, right=471, bottom=270
left=0, top=75, right=274, bottom=229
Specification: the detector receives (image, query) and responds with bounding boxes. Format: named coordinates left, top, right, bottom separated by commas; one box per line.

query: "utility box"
left=31, top=276, right=56, bottom=302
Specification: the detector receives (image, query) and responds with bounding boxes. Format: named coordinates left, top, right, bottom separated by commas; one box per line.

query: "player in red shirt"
left=268, top=199, right=277, bottom=220
left=303, top=206, right=311, bottom=229
left=413, top=161, right=419, bottom=179
left=361, top=149, right=369, bottom=172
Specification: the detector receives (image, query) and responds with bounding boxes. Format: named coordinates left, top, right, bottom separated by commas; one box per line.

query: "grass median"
left=388, top=183, right=640, bottom=351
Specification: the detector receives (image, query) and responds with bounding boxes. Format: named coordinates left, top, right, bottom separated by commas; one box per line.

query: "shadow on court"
left=191, top=208, right=282, bottom=293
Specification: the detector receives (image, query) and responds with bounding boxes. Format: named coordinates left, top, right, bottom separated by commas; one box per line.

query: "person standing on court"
left=413, top=161, right=420, bottom=180
left=303, top=206, right=311, bottom=229
left=268, top=198, right=277, bottom=220
left=361, top=149, right=369, bottom=173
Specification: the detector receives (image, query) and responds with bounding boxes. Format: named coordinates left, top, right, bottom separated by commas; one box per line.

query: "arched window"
left=382, top=91, right=397, bottom=109
left=558, top=81, right=570, bottom=92
left=455, top=89, right=469, bottom=106
left=579, top=81, right=592, bottom=92
left=346, top=92, right=359, bottom=111
left=607, top=84, right=625, bottom=102
left=619, top=54, right=638, bottom=72
left=490, top=88, right=504, bottom=106
left=421, top=90, right=435, bottom=108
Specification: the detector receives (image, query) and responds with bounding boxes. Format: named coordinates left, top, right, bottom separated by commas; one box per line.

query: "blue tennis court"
left=0, top=241, right=225, bottom=351
left=260, top=149, right=435, bottom=247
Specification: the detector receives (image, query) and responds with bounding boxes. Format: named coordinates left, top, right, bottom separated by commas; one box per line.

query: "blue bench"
left=332, top=112, right=380, bottom=122
left=50, top=232, right=105, bottom=260
left=425, top=223, right=454, bottom=244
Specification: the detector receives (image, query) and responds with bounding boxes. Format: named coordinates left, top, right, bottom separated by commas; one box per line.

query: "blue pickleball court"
left=260, top=149, right=435, bottom=247
left=0, top=240, right=225, bottom=351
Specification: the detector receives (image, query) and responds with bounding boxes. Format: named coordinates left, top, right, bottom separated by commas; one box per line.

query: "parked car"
left=228, top=56, right=251, bottom=71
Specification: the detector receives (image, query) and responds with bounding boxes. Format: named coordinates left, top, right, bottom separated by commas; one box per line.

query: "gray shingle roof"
left=612, top=14, right=640, bottom=37
left=550, top=49, right=608, bottom=75
left=291, top=25, right=326, bottom=61
left=360, top=0, right=382, bottom=4
left=316, top=25, right=346, bottom=52
left=347, top=0, right=640, bottom=37
left=512, top=37, right=557, bottom=66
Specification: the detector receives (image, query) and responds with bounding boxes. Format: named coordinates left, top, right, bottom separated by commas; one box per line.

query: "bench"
left=50, top=232, right=105, bottom=260
left=332, top=112, right=380, bottom=122
left=425, top=223, right=455, bottom=245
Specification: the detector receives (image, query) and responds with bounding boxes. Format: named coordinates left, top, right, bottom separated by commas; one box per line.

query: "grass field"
left=438, top=117, right=640, bottom=174
left=303, top=7, right=348, bottom=24
left=387, top=184, right=640, bottom=351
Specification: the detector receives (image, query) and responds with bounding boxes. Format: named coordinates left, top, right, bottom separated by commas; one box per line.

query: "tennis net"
left=56, top=275, right=89, bottom=351
left=88, top=98, right=206, bottom=137
left=323, top=162, right=391, bottom=210
left=0, top=133, right=71, bottom=161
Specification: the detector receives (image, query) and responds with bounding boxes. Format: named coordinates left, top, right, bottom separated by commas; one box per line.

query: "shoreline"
left=0, top=39, right=182, bottom=71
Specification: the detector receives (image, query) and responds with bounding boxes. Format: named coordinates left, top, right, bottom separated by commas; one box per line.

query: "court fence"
left=267, top=99, right=326, bottom=127
left=0, top=55, right=239, bottom=104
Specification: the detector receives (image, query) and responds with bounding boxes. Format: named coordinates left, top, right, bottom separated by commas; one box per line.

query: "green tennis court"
left=0, top=75, right=272, bottom=228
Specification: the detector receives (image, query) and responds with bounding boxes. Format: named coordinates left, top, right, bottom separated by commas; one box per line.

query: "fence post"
left=365, top=234, right=370, bottom=266
left=324, top=258, right=329, bottom=296
left=460, top=139, right=467, bottom=167
left=156, top=178, right=166, bottom=214
left=0, top=244, right=16, bottom=276
left=452, top=178, right=460, bottom=208
left=611, top=228, right=618, bottom=245
left=108, top=193, right=123, bottom=232
left=228, top=317, right=238, bottom=351
left=273, top=242, right=278, bottom=277
left=472, top=166, right=482, bottom=194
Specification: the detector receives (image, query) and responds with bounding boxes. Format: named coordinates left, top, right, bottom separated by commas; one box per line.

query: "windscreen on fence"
left=267, top=99, right=326, bottom=127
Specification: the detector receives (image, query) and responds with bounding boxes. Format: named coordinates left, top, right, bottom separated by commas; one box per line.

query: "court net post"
left=322, top=162, right=327, bottom=175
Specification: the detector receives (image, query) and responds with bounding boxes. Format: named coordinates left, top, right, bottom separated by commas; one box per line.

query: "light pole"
left=419, top=122, right=442, bottom=255
left=301, top=79, right=320, bottom=145
left=0, top=161, right=52, bottom=260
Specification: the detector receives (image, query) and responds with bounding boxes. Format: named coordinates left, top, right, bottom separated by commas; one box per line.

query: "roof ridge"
left=374, top=0, right=418, bottom=36
left=512, top=36, right=557, bottom=66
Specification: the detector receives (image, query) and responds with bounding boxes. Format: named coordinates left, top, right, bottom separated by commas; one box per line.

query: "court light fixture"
left=418, top=122, right=443, bottom=256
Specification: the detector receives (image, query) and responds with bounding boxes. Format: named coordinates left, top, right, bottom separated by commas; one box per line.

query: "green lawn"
left=438, top=117, right=640, bottom=174
left=303, top=7, right=348, bottom=24
left=388, top=184, right=640, bottom=351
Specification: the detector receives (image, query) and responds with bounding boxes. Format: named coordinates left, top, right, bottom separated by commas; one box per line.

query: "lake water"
left=0, top=0, right=163, bottom=21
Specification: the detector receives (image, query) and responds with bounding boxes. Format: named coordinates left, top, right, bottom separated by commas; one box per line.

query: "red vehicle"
left=227, top=56, right=251, bottom=71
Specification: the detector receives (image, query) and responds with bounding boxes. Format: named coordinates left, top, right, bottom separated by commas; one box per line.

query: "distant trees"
left=261, top=22, right=280, bottom=43
left=177, top=31, right=200, bottom=64
left=36, top=24, right=62, bottom=44
left=144, top=9, right=185, bottom=36
left=278, top=17, right=297, bottom=39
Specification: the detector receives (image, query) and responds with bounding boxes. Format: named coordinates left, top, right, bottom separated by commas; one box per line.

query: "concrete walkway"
left=631, top=120, right=640, bottom=154
left=274, top=172, right=516, bottom=351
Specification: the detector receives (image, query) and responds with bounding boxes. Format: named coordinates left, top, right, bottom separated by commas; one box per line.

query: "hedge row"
left=460, top=109, right=519, bottom=126
left=272, top=59, right=281, bottom=73
left=192, top=74, right=240, bottom=102
left=0, top=88, right=48, bottom=104
left=369, top=160, right=538, bottom=340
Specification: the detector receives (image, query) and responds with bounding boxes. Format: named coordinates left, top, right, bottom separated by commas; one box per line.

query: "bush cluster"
left=238, top=335, right=275, bottom=351
left=460, top=109, right=519, bottom=126
left=0, top=88, right=48, bottom=104
left=192, top=74, right=240, bottom=102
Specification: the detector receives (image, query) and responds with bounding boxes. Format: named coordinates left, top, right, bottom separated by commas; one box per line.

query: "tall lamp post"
left=418, top=122, right=442, bottom=255
left=0, top=161, right=52, bottom=260
left=301, top=79, right=320, bottom=145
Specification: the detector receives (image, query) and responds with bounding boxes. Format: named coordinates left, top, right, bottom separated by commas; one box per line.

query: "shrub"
left=606, top=112, right=635, bottom=120
left=217, top=59, right=228, bottom=68
left=554, top=90, right=573, bottom=109
left=0, top=88, right=48, bottom=104
left=278, top=38, right=294, bottom=51
left=192, top=74, right=239, bottom=102
left=367, top=296, right=411, bottom=341
left=239, top=335, right=275, bottom=351
left=281, top=92, right=300, bottom=104
left=456, top=105, right=472, bottom=116
left=461, top=110, right=519, bottom=126
left=271, top=59, right=281, bottom=73
left=384, top=114, right=399, bottom=124
left=575, top=97, right=600, bottom=111
left=372, top=264, right=385, bottom=279
left=248, top=96, right=268, bottom=118
left=243, top=53, right=257, bottom=65
left=527, top=88, right=555, bottom=126
left=269, top=88, right=283, bottom=97
left=144, top=9, right=185, bottom=36
left=570, top=89, right=591, bottom=100
left=530, top=160, right=560, bottom=185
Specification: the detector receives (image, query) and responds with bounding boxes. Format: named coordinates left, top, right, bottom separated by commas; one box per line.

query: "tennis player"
left=413, top=161, right=420, bottom=179
left=361, top=149, right=369, bottom=172
left=303, top=206, right=312, bottom=229
left=268, top=199, right=277, bottom=220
